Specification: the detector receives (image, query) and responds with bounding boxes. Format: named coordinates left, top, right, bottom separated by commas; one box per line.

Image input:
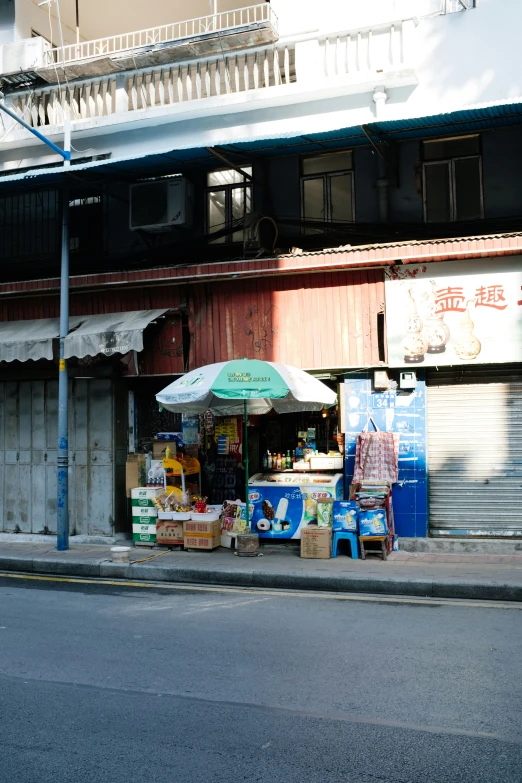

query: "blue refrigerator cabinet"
left=248, top=472, right=344, bottom=539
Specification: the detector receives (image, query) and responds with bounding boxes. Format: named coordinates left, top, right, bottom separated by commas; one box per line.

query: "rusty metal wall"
left=189, top=270, right=385, bottom=369
left=0, top=285, right=185, bottom=376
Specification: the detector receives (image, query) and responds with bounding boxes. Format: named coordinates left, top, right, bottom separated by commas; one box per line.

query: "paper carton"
left=126, top=455, right=147, bottom=497
left=300, top=525, right=331, bottom=559
left=156, top=519, right=184, bottom=546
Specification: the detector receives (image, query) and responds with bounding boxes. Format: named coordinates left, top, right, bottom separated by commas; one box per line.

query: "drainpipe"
left=373, top=87, right=389, bottom=222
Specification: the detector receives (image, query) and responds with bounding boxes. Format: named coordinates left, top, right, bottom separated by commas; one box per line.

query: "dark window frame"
left=422, top=136, right=483, bottom=223
left=300, top=151, right=355, bottom=232
left=206, top=166, right=252, bottom=244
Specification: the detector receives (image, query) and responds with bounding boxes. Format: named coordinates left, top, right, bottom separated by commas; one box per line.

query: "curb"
left=1, top=555, right=521, bottom=602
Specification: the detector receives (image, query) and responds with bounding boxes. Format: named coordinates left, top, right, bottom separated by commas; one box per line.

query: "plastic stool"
left=332, top=531, right=359, bottom=559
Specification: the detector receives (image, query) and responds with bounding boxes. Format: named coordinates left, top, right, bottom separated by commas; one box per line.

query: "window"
left=422, top=136, right=483, bottom=223
left=69, top=195, right=103, bottom=254
left=444, top=0, right=475, bottom=12
left=207, top=167, right=252, bottom=243
left=301, top=151, right=354, bottom=232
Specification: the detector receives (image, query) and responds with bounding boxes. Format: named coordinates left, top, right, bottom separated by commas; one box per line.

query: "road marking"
left=0, top=571, right=520, bottom=610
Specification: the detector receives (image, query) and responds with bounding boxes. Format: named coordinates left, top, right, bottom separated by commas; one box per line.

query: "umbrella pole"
left=244, top=399, right=249, bottom=530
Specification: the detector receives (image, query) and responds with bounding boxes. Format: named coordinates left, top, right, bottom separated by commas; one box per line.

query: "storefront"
left=426, top=365, right=522, bottom=537
left=385, top=255, right=522, bottom=539
left=0, top=302, right=182, bottom=538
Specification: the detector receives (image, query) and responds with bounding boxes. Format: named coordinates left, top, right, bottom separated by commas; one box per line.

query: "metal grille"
left=0, top=190, right=59, bottom=260
left=427, top=367, right=522, bottom=536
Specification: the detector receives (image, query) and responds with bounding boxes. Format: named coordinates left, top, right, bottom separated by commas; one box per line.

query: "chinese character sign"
left=385, top=258, right=522, bottom=367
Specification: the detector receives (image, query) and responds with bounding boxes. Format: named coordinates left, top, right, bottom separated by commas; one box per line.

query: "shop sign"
left=385, top=258, right=522, bottom=367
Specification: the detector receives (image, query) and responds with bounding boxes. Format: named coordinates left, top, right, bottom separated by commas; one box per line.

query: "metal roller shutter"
left=0, top=379, right=119, bottom=537
left=427, top=365, right=522, bottom=537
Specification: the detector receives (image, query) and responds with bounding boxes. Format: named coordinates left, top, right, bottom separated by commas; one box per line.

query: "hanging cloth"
left=352, top=415, right=400, bottom=484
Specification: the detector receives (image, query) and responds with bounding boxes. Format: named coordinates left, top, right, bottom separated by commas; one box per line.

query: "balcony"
left=1, top=10, right=418, bottom=158
left=38, top=4, right=279, bottom=84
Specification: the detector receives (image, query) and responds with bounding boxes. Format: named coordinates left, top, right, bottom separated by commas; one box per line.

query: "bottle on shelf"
left=291, top=450, right=296, bottom=467
left=276, top=453, right=282, bottom=470
left=286, top=450, right=291, bottom=469
left=267, top=451, right=273, bottom=470
left=263, top=451, right=268, bottom=470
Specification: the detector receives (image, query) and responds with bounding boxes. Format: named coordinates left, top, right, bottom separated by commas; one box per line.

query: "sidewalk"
left=1, top=541, right=522, bottom=601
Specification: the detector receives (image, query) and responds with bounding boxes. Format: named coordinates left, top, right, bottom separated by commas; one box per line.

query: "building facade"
left=0, top=0, right=521, bottom=540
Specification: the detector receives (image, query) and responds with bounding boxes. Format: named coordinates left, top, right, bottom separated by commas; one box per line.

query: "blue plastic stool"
left=332, top=531, right=359, bottom=559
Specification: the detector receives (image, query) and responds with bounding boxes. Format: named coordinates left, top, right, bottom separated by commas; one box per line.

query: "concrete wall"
left=0, top=0, right=15, bottom=45
left=14, top=0, right=77, bottom=45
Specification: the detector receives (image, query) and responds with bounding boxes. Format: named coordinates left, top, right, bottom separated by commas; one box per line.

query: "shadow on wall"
left=412, top=0, right=522, bottom=112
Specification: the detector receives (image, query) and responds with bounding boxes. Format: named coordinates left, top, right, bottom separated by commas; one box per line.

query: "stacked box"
left=131, top=488, right=163, bottom=544
left=156, top=519, right=184, bottom=546
left=183, top=519, right=221, bottom=550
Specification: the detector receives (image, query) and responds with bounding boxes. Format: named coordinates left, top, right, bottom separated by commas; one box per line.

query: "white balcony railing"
left=12, top=44, right=296, bottom=127
left=8, top=17, right=416, bottom=133
left=46, top=3, right=277, bottom=67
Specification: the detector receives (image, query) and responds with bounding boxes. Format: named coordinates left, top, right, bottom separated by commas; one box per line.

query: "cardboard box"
left=131, top=488, right=163, bottom=501
left=300, top=525, right=332, bottom=559
left=184, top=518, right=221, bottom=550
left=126, top=455, right=147, bottom=498
left=156, top=519, right=184, bottom=546
left=131, top=506, right=158, bottom=519
left=152, top=440, right=176, bottom=459
left=184, top=533, right=221, bottom=550
left=184, top=519, right=221, bottom=536
left=132, top=521, right=156, bottom=544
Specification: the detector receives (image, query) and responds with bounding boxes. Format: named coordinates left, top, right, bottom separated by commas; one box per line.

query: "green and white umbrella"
left=156, top=359, right=337, bottom=527
left=156, top=359, right=337, bottom=416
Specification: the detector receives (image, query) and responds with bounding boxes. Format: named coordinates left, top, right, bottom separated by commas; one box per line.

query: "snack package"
left=316, top=499, right=334, bottom=528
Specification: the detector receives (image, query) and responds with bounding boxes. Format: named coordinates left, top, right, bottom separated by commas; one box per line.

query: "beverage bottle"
left=147, top=468, right=154, bottom=488
left=276, top=453, right=282, bottom=470
left=262, top=451, right=268, bottom=470
left=292, top=450, right=296, bottom=468
left=267, top=451, right=273, bottom=470
left=286, top=450, right=291, bottom=469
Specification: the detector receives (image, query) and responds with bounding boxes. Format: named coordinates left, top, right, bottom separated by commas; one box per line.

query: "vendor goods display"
left=352, top=418, right=399, bottom=485
left=131, top=488, right=163, bottom=545
left=316, top=498, right=334, bottom=528
left=332, top=500, right=358, bottom=531
left=359, top=508, right=388, bottom=536
left=184, top=518, right=221, bottom=550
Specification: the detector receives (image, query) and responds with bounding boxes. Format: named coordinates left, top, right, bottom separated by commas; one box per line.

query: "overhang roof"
left=1, top=101, right=522, bottom=192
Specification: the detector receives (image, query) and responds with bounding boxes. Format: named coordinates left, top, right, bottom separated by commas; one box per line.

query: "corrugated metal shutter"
left=0, top=379, right=117, bottom=536
left=427, top=366, right=522, bottom=536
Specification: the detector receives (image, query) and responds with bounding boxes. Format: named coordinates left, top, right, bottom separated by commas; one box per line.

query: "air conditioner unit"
left=129, top=178, right=193, bottom=232
left=0, top=37, right=52, bottom=76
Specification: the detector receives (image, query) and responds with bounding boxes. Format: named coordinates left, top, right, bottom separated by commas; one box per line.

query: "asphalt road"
left=0, top=576, right=521, bottom=783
